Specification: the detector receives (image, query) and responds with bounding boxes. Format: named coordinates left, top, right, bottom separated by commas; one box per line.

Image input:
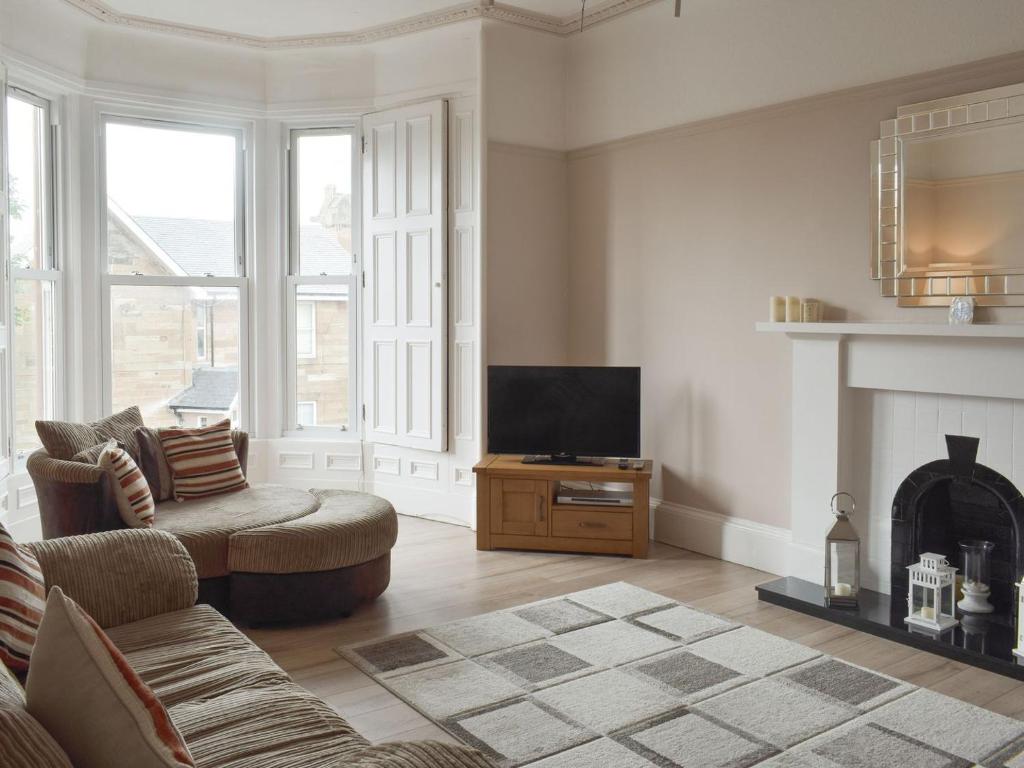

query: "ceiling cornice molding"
left=60, top=0, right=661, bottom=48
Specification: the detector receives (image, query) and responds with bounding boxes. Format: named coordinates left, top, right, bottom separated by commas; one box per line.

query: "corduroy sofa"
left=1, top=528, right=492, bottom=768
left=27, top=429, right=398, bottom=624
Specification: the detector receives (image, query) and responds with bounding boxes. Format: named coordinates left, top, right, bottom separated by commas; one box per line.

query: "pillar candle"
left=785, top=296, right=801, bottom=322
left=801, top=299, right=821, bottom=323
left=769, top=296, right=785, bottom=322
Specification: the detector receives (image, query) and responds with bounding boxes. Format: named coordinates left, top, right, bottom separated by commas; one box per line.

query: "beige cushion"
left=36, top=406, right=144, bottom=461
left=229, top=490, right=398, bottom=574
left=153, top=485, right=319, bottom=578
left=136, top=427, right=175, bottom=503
left=70, top=440, right=120, bottom=465
left=106, top=605, right=290, bottom=708
left=100, top=442, right=156, bottom=528
left=25, top=588, right=194, bottom=768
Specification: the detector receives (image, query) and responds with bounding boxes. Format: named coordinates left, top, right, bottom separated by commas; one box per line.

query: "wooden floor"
left=244, top=515, right=1024, bottom=745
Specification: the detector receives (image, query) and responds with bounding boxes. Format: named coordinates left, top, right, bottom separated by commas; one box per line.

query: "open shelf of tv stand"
left=473, top=454, right=652, bottom=558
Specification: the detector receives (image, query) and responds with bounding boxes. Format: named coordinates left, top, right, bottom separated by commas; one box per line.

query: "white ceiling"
left=85, top=0, right=609, bottom=40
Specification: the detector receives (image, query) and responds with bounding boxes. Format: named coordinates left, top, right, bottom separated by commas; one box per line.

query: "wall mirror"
left=871, top=82, right=1024, bottom=306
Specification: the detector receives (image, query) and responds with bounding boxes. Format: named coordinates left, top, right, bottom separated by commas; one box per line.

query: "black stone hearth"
left=891, top=435, right=1024, bottom=618
left=756, top=434, right=1024, bottom=681
left=756, top=577, right=1024, bottom=681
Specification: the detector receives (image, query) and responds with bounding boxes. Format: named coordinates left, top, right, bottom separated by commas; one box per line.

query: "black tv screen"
left=487, top=366, right=641, bottom=458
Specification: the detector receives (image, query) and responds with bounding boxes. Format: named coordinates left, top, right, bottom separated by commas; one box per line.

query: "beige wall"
left=486, top=143, right=569, bottom=365
left=566, top=61, right=1024, bottom=528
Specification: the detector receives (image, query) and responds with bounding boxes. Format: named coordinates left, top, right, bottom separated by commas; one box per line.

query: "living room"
left=4, top=1, right=1024, bottom=766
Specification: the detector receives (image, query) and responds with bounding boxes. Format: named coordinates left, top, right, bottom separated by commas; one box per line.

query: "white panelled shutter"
left=0, top=63, right=12, bottom=486
left=362, top=100, right=448, bottom=451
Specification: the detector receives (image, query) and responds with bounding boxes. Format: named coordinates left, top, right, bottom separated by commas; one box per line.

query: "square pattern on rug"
left=339, top=582, right=1024, bottom=767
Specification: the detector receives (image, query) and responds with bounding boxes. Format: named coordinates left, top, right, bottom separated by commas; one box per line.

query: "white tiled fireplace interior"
left=852, top=390, right=1024, bottom=593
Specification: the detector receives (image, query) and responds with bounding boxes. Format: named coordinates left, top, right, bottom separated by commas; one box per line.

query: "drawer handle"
left=579, top=521, right=607, bottom=529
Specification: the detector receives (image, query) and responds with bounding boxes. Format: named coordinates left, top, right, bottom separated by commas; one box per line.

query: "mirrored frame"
left=871, top=82, right=1024, bottom=306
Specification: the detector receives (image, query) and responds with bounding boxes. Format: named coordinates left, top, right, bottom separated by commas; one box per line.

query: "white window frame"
left=284, top=125, right=359, bottom=437
left=5, top=85, right=64, bottom=463
left=295, top=299, right=316, bottom=359
left=98, top=112, right=250, bottom=429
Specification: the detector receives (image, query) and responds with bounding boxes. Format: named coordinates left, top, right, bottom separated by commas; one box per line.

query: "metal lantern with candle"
left=906, top=553, right=959, bottom=632
left=824, top=492, right=860, bottom=608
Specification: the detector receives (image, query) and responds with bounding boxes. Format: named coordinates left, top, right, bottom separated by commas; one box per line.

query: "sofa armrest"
left=351, top=742, right=494, bottom=767
left=27, top=450, right=105, bottom=485
left=27, top=450, right=122, bottom=538
left=25, top=529, right=198, bottom=629
left=231, top=430, right=249, bottom=477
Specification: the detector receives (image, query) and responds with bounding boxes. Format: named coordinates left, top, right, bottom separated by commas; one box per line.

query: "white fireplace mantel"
left=756, top=322, right=1024, bottom=339
left=758, top=321, right=1024, bottom=587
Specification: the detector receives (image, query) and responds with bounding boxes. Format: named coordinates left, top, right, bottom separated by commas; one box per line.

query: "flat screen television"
left=487, top=366, right=641, bottom=461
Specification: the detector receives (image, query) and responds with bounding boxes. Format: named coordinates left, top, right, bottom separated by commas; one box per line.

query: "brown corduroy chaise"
left=0, top=529, right=492, bottom=767
left=27, top=409, right=398, bottom=624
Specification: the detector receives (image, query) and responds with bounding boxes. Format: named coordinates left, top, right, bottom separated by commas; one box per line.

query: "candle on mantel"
left=769, top=296, right=786, bottom=322
left=801, top=299, right=821, bottom=323
left=834, top=582, right=852, bottom=597
left=785, top=296, right=801, bottom=322
left=920, top=606, right=935, bottom=620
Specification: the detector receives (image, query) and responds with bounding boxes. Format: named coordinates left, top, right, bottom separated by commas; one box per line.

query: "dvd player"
left=555, top=489, right=633, bottom=506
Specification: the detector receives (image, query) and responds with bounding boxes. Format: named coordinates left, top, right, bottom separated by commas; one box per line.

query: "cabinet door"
left=490, top=479, right=548, bottom=536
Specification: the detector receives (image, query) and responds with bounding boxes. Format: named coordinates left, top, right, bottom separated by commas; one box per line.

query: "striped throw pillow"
left=26, top=587, right=195, bottom=768
left=158, top=420, right=248, bottom=501
left=0, top=523, right=46, bottom=674
left=99, top=442, right=155, bottom=528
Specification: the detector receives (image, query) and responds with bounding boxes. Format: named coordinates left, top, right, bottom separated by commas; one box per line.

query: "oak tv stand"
left=473, top=455, right=652, bottom=558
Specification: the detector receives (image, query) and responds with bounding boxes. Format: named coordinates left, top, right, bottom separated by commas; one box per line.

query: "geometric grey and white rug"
left=339, top=582, right=1024, bottom=767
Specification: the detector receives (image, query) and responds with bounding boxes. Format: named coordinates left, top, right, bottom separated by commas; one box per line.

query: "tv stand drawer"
left=551, top=508, right=632, bottom=541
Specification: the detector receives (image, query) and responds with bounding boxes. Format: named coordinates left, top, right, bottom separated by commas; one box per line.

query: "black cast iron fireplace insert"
left=891, top=435, right=1024, bottom=618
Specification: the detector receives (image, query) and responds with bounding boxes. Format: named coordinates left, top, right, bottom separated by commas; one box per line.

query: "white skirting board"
left=651, top=498, right=800, bottom=578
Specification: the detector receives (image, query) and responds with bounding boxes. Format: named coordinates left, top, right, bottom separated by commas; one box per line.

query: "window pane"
left=105, top=122, right=239, bottom=276
left=294, top=133, right=352, bottom=276
left=296, top=301, right=315, bottom=357
left=297, top=402, right=316, bottom=426
left=7, top=95, right=49, bottom=270
left=111, top=285, right=240, bottom=428
left=14, top=280, right=56, bottom=455
left=295, top=284, right=349, bottom=429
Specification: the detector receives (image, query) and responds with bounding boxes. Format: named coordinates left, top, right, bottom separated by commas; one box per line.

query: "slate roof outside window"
left=168, top=366, right=239, bottom=412
left=133, top=216, right=351, bottom=276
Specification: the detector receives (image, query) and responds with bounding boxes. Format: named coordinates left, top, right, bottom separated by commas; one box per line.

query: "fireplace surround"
left=891, top=435, right=1024, bottom=619
left=756, top=322, right=1024, bottom=678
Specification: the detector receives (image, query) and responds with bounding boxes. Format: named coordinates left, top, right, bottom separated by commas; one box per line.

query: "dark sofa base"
left=228, top=553, right=392, bottom=626
left=198, top=576, right=231, bottom=614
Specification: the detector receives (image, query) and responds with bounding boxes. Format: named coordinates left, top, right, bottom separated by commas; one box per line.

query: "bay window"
left=6, top=87, right=60, bottom=458
left=286, top=127, right=357, bottom=433
left=101, top=117, right=247, bottom=429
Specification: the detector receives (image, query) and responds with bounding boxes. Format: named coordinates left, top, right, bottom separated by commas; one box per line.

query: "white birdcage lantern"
left=905, top=553, right=959, bottom=632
